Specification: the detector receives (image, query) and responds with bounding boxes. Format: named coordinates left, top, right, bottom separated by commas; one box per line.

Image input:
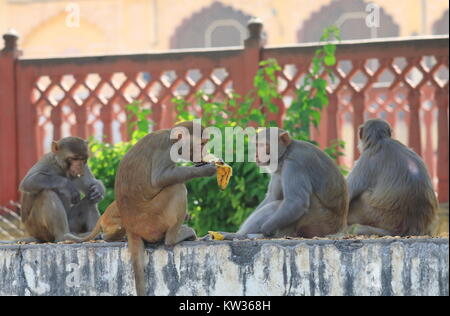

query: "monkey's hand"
left=196, top=163, right=217, bottom=177
left=57, top=181, right=81, bottom=205
left=88, top=182, right=105, bottom=203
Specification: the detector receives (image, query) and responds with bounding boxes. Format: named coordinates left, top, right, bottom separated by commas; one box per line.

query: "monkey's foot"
left=247, top=233, right=264, bottom=239
left=198, top=234, right=212, bottom=241
left=326, top=232, right=349, bottom=239
left=57, top=240, right=77, bottom=244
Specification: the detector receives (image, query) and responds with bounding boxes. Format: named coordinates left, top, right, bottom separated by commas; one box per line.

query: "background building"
left=0, top=0, right=448, bottom=58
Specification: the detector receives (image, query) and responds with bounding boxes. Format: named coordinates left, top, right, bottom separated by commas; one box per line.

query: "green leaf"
left=324, top=55, right=336, bottom=66
left=312, top=78, right=327, bottom=90
left=324, top=44, right=336, bottom=55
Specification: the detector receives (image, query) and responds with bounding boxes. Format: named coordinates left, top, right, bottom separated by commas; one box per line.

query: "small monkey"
left=1, top=137, right=104, bottom=243
left=115, top=121, right=216, bottom=296
left=347, top=119, right=438, bottom=236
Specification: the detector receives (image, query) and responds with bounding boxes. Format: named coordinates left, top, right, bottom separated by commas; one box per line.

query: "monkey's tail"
left=127, top=232, right=146, bottom=296
left=81, top=219, right=102, bottom=242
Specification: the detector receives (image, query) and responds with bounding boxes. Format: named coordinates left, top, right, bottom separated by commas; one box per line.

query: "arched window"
left=297, top=0, right=399, bottom=43
left=170, top=2, right=253, bottom=49
left=205, top=19, right=247, bottom=47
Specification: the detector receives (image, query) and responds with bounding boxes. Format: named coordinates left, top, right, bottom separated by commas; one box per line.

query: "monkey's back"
left=289, top=141, right=349, bottom=217
left=115, top=130, right=173, bottom=241
left=361, top=139, right=437, bottom=235
left=19, top=153, right=63, bottom=223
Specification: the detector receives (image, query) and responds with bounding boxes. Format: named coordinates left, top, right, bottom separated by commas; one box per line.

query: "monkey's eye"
left=67, top=158, right=87, bottom=164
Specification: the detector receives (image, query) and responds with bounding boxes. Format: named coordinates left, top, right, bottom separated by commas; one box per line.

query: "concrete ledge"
left=0, top=238, right=448, bottom=296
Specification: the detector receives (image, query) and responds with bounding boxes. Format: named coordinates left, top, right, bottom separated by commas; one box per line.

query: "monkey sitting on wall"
left=115, top=121, right=216, bottom=296
left=218, top=128, right=348, bottom=240
left=1, top=137, right=104, bottom=243
left=347, top=119, right=438, bottom=236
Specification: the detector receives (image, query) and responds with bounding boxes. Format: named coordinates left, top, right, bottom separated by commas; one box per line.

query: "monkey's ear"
left=359, top=126, right=364, bottom=140
left=279, top=132, right=292, bottom=146
left=51, top=141, right=58, bottom=153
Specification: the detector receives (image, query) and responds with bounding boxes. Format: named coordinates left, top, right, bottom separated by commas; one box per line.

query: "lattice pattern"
left=32, top=68, right=233, bottom=155
left=0, top=202, right=24, bottom=240
left=275, top=54, right=449, bottom=179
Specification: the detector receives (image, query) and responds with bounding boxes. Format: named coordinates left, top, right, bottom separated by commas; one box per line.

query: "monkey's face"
left=255, top=129, right=292, bottom=167
left=66, top=154, right=88, bottom=178
left=172, top=121, right=211, bottom=163
left=52, top=137, right=89, bottom=178
left=179, top=135, right=210, bottom=163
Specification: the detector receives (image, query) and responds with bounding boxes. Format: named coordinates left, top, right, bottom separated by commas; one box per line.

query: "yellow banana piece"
left=208, top=231, right=225, bottom=240
left=215, top=161, right=232, bottom=190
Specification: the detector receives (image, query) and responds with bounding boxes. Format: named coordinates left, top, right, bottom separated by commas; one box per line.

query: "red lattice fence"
left=0, top=22, right=448, bottom=207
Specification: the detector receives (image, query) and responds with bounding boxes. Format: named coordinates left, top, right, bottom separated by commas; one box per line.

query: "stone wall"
left=0, top=238, right=448, bottom=296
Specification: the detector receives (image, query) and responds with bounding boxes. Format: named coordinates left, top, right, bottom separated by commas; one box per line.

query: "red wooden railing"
left=0, top=21, right=448, bottom=206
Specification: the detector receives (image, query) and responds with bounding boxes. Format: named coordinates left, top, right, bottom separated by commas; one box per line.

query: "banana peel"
left=208, top=231, right=225, bottom=240
left=196, top=155, right=233, bottom=190
left=215, top=161, right=232, bottom=190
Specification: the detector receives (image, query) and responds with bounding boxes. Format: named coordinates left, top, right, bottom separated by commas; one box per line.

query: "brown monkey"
left=347, top=119, right=438, bottom=236
left=81, top=201, right=125, bottom=242
left=115, top=121, right=216, bottom=296
left=2, top=137, right=104, bottom=243
left=220, top=128, right=348, bottom=240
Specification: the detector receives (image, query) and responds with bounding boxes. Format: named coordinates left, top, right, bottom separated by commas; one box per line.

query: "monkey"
left=218, top=128, right=348, bottom=240
left=347, top=119, right=438, bottom=236
left=115, top=121, right=216, bottom=296
left=81, top=201, right=125, bottom=242
left=1, top=137, right=105, bottom=244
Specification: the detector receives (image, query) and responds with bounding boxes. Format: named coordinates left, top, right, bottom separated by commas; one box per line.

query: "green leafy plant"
left=88, top=101, right=152, bottom=213
left=284, top=27, right=341, bottom=137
